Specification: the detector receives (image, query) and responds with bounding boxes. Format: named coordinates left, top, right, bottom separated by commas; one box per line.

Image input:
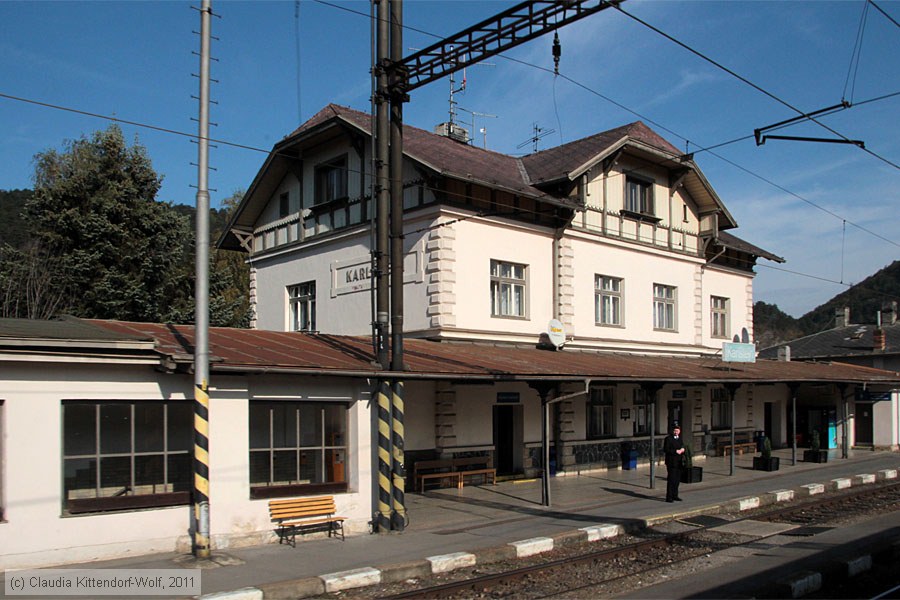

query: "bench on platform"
left=414, top=459, right=458, bottom=493
left=414, top=457, right=497, bottom=492
left=453, top=456, right=496, bottom=488
left=716, top=434, right=756, bottom=456
left=268, top=496, right=345, bottom=547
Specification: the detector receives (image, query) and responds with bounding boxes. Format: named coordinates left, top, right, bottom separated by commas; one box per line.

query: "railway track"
left=360, top=481, right=900, bottom=600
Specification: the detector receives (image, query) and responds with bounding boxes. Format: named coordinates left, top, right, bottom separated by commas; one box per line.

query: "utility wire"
left=612, top=3, right=900, bottom=172
left=869, top=0, right=900, bottom=29
left=842, top=0, right=869, bottom=104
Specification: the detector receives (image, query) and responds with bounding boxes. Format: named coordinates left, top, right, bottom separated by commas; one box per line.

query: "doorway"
left=854, top=402, right=874, bottom=446
left=667, top=401, right=684, bottom=431
left=493, top=404, right=523, bottom=475
left=764, top=402, right=773, bottom=440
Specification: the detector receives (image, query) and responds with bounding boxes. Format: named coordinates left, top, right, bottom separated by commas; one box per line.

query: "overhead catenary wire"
left=612, top=3, right=900, bottom=172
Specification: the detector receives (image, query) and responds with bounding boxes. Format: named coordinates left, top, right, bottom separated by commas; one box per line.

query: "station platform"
left=21, top=449, right=900, bottom=598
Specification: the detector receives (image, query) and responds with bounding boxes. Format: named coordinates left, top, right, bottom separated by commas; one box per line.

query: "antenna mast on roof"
left=517, top=123, right=556, bottom=152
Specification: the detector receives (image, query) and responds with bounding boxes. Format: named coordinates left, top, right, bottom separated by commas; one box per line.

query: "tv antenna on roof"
left=517, top=123, right=555, bottom=152
left=458, top=107, right=497, bottom=149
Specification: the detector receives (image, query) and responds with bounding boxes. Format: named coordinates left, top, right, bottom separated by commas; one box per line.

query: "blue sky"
left=1, top=0, right=898, bottom=319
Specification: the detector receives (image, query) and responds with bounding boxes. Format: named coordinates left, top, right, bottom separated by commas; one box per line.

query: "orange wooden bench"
left=268, top=496, right=345, bottom=547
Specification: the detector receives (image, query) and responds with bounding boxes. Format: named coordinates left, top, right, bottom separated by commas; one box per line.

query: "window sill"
left=250, top=481, right=349, bottom=500
left=65, top=492, right=190, bottom=515
left=595, top=322, right=625, bottom=328
left=620, top=210, right=661, bottom=224
left=491, top=314, right=529, bottom=320
left=653, top=327, right=678, bottom=333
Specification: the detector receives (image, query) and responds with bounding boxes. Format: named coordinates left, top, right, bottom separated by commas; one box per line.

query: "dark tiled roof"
left=520, top=122, right=682, bottom=184
left=0, top=316, right=148, bottom=342
left=288, top=104, right=559, bottom=202
left=758, top=323, right=900, bottom=360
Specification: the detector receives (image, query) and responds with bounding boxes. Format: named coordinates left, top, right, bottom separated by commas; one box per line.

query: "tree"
left=24, top=125, right=193, bottom=322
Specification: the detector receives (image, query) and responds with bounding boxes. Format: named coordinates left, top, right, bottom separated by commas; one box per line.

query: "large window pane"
left=134, top=454, right=164, bottom=492
left=64, top=404, right=96, bottom=456
left=99, top=456, right=131, bottom=497
left=167, top=403, right=192, bottom=452
left=272, top=404, right=297, bottom=448
left=273, top=450, right=297, bottom=484
left=299, top=404, right=320, bottom=446
left=100, top=404, right=131, bottom=454
left=134, top=403, right=164, bottom=453
left=167, top=453, right=191, bottom=493
left=249, top=450, right=270, bottom=486
left=64, top=457, right=96, bottom=500
left=249, top=404, right=270, bottom=449
left=299, top=449, right=322, bottom=483
left=323, top=405, right=345, bottom=447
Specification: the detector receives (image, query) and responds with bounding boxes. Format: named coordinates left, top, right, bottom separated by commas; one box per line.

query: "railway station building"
left=1, top=105, right=898, bottom=567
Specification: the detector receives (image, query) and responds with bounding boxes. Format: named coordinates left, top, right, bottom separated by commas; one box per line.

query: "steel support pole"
left=372, top=0, right=392, bottom=534
left=649, top=397, right=655, bottom=490
left=192, top=0, right=212, bottom=560
left=790, top=384, right=798, bottom=466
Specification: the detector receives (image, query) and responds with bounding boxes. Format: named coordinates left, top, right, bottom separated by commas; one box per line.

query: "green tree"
left=24, top=125, right=193, bottom=322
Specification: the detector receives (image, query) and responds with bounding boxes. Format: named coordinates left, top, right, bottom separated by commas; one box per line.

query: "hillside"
left=755, top=260, right=900, bottom=348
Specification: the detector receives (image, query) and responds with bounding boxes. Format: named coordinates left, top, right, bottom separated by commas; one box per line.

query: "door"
left=764, top=402, right=773, bottom=440
left=667, top=401, right=684, bottom=430
left=854, top=403, right=874, bottom=445
left=493, top=405, right=522, bottom=475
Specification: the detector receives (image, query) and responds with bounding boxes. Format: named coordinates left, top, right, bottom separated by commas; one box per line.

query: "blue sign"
left=723, top=342, right=756, bottom=363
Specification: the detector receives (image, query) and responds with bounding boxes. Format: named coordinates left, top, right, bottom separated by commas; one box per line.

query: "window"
left=587, top=387, right=614, bottom=438
left=633, top=389, right=650, bottom=435
left=711, top=388, right=732, bottom=429
left=653, top=284, right=677, bottom=331
left=491, top=260, right=527, bottom=318
left=625, top=177, right=654, bottom=216
left=62, top=401, right=192, bottom=514
left=249, top=402, right=348, bottom=498
left=595, top=275, right=623, bottom=326
left=279, top=192, right=290, bottom=218
left=315, top=156, right=348, bottom=205
left=289, top=281, right=316, bottom=332
left=711, top=296, right=729, bottom=339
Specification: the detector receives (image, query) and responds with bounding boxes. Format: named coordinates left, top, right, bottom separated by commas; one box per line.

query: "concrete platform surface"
left=5, top=448, right=898, bottom=599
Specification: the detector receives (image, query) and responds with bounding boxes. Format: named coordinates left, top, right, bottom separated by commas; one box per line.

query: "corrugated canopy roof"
left=54, top=319, right=898, bottom=385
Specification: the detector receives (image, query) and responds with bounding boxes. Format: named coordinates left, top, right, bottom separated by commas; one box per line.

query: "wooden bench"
left=268, top=496, right=345, bottom=547
left=716, top=435, right=756, bottom=456
left=414, top=459, right=457, bottom=493
left=453, top=456, right=496, bottom=488
left=414, top=457, right=497, bottom=492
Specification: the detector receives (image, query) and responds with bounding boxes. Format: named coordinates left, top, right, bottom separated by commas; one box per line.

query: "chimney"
left=434, top=122, right=470, bottom=144
left=834, top=307, right=850, bottom=328
left=777, top=346, right=791, bottom=361
left=873, top=328, right=886, bottom=352
left=882, top=301, right=898, bottom=326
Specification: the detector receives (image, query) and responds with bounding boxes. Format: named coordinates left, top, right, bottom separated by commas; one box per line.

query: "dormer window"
left=315, top=155, right=348, bottom=205
left=625, top=176, right=654, bottom=217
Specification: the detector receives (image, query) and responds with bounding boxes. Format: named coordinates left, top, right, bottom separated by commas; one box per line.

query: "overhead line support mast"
left=372, top=1, right=625, bottom=532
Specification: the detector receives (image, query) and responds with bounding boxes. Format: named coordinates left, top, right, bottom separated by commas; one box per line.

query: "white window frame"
left=653, top=283, right=677, bottom=331
left=490, top=260, right=527, bottom=318
left=288, top=281, right=316, bottom=332
left=711, top=296, right=729, bottom=339
left=595, top=275, right=623, bottom=326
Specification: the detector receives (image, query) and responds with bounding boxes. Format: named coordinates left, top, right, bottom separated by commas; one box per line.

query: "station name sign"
left=722, top=342, right=756, bottom=363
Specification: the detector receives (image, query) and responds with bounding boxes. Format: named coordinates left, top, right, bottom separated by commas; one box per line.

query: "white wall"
left=0, top=361, right=372, bottom=569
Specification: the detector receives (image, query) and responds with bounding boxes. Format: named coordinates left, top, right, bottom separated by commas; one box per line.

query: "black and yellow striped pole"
left=375, top=379, right=393, bottom=533
left=193, top=381, right=211, bottom=557
left=192, top=0, right=212, bottom=558
left=390, top=380, right=406, bottom=531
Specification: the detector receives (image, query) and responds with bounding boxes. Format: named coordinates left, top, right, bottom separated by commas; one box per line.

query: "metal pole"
left=791, top=384, right=798, bottom=466
left=542, top=397, right=551, bottom=506
left=388, top=0, right=407, bottom=532
left=374, top=0, right=390, bottom=370
left=649, top=395, right=655, bottom=490
left=372, top=0, right=392, bottom=534
left=192, top=0, right=212, bottom=559
left=729, top=388, right=736, bottom=476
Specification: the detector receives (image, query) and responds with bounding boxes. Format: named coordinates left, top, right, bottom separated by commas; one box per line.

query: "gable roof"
left=220, top=104, right=740, bottom=251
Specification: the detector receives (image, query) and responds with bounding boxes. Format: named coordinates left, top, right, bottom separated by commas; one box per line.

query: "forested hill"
left=755, top=260, right=900, bottom=348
